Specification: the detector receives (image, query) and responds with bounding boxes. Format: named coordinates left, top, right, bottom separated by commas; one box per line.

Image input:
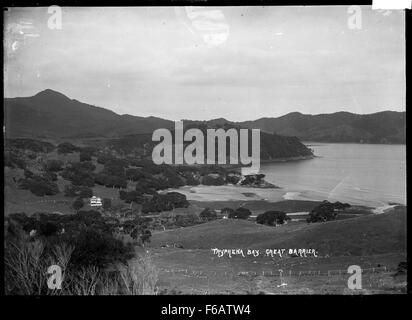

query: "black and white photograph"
left=3, top=3, right=408, bottom=297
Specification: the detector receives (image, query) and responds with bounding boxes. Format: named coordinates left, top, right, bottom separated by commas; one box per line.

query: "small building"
left=90, top=196, right=102, bottom=207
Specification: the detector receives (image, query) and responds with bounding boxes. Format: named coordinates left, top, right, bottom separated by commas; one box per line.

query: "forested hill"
left=4, top=89, right=313, bottom=160
left=238, top=111, right=406, bottom=144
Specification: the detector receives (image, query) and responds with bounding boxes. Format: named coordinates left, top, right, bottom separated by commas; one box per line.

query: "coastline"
left=167, top=184, right=403, bottom=215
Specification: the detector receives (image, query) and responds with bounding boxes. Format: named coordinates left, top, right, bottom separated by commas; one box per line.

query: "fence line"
left=157, top=265, right=394, bottom=278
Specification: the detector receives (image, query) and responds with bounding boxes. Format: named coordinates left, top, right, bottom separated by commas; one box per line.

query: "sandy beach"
left=166, top=185, right=287, bottom=202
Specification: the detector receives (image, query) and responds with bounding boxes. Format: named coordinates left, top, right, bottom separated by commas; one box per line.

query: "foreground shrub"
left=68, top=227, right=132, bottom=269
left=4, top=233, right=156, bottom=295
left=118, top=254, right=158, bottom=295
left=4, top=212, right=152, bottom=295
left=4, top=234, right=73, bottom=295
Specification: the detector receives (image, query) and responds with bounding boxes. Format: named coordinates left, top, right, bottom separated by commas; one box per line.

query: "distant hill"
left=4, top=89, right=174, bottom=139
left=238, top=111, right=406, bottom=144
left=4, top=90, right=313, bottom=160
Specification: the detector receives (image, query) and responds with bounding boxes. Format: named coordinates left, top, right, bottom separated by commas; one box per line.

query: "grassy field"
left=147, top=206, right=407, bottom=294
left=150, top=207, right=406, bottom=255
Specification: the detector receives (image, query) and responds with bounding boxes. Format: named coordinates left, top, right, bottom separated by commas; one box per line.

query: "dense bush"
left=79, top=147, right=97, bottom=162
left=72, top=197, right=84, bottom=211
left=256, top=211, right=290, bottom=226
left=18, top=175, right=59, bottom=196
left=68, top=227, right=132, bottom=268
left=4, top=151, right=27, bottom=169
left=307, top=201, right=350, bottom=223
left=103, top=159, right=129, bottom=176
left=95, top=173, right=127, bottom=189
left=24, top=169, right=34, bottom=178
left=61, top=162, right=96, bottom=187
left=174, top=213, right=201, bottom=227
left=96, top=153, right=116, bottom=165
left=121, top=218, right=153, bottom=246
left=5, top=211, right=135, bottom=271
left=57, top=142, right=79, bottom=154
left=141, top=192, right=189, bottom=214
left=64, top=184, right=93, bottom=198
left=240, top=174, right=265, bottom=186
left=226, top=173, right=242, bottom=185
left=102, top=198, right=111, bottom=210
left=5, top=138, right=55, bottom=153
left=4, top=233, right=154, bottom=295
left=125, top=168, right=146, bottom=181
left=43, top=159, right=64, bottom=172
left=199, top=208, right=217, bottom=221
left=43, top=171, right=58, bottom=182
left=202, top=174, right=225, bottom=186
left=221, top=207, right=235, bottom=216
left=119, top=190, right=144, bottom=204
left=229, top=207, right=251, bottom=220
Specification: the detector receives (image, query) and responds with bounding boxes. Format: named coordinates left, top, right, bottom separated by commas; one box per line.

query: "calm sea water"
left=260, top=143, right=406, bottom=207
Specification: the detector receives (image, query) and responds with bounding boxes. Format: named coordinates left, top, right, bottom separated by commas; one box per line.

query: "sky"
left=4, top=6, right=406, bottom=121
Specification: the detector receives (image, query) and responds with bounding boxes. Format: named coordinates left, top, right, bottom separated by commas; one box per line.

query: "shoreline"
left=167, top=184, right=404, bottom=214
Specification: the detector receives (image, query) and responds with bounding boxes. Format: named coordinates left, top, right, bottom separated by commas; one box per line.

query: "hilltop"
left=4, top=89, right=175, bottom=139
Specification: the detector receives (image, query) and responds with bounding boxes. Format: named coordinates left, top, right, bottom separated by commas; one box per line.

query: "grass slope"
left=150, top=207, right=406, bottom=257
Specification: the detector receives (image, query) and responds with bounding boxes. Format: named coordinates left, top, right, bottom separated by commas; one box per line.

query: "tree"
left=18, top=175, right=59, bottom=196
left=141, top=192, right=189, bottom=214
left=307, top=201, right=342, bottom=223
left=43, top=171, right=58, bottom=181
left=174, top=213, right=200, bottom=227
left=240, top=174, right=265, bottom=186
left=256, top=211, right=290, bottom=226
left=72, top=197, right=84, bottom=211
left=229, top=207, right=251, bottom=220
left=221, top=207, right=235, bottom=218
left=221, top=207, right=235, bottom=216
left=64, top=185, right=93, bottom=198
left=102, top=198, right=111, bottom=210
left=140, top=229, right=152, bottom=245
left=80, top=151, right=92, bottom=162
left=131, top=228, right=152, bottom=246
left=57, top=142, right=79, bottom=154
left=202, top=174, right=225, bottom=186
left=199, top=208, right=217, bottom=221
left=61, top=162, right=96, bottom=187
left=119, top=190, right=144, bottom=204
left=79, top=187, right=93, bottom=198
left=44, top=159, right=63, bottom=172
